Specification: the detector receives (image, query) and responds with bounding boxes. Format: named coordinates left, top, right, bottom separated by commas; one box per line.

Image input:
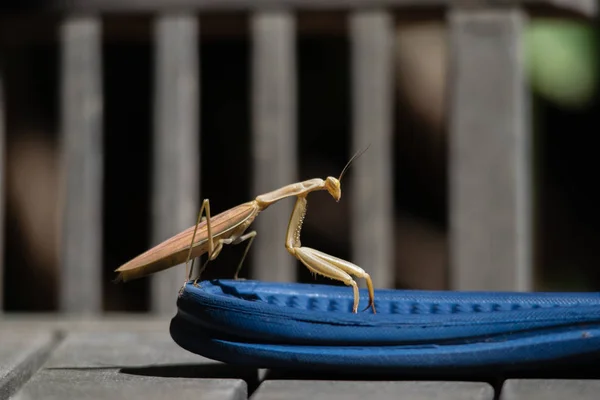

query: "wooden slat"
left=447, top=8, right=532, bottom=291
left=501, top=379, right=600, bottom=400
left=59, top=16, right=103, bottom=313
left=151, top=14, right=200, bottom=314
left=250, top=12, right=297, bottom=283
left=252, top=380, right=494, bottom=400
left=11, top=330, right=249, bottom=400
left=55, top=0, right=597, bottom=19
left=0, top=328, right=60, bottom=399
left=0, top=72, right=4, bottom=311
left=349, top=11, right=395, bottom=291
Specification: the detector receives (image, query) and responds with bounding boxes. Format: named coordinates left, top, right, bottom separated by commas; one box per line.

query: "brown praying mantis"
left=114, top=147, right=376, bottom=314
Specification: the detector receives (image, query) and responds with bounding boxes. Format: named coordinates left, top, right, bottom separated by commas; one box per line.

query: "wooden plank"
left=447, top=8, right=532, bottom=291
left=0, top=71, right=4, bottom=311
left=251, top=380, right=494, bottom=400
left=51, top=0, right=597, bottom=19
left=59, top=16, right=103, bottom=313
left=11, top=330, right=250, bottom=400
left=0, top=314, right=172, bottom=333
left=250, top=11, right=297, bottom=283
left=349, top=10, right=395, bottom=290
left=151, top=14, right=200, bottom=314
left=0, top=328, right=60, bottom=399
left=501, top=379, right=600, bottom=400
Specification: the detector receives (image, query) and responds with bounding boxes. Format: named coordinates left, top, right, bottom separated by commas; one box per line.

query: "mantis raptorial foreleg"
left=296, top=247, right=375, bottom=313
left=285, top=195, right=376, bottom=313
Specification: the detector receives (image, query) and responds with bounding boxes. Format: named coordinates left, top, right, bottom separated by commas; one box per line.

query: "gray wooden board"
left=250, top=380, right=495, bottom=400
left=151, top=14, right=200, bottom=315
left=0, top=314, right=173, bottom=333
left=250, top=11, right=297, bottom=283
left=11, top=329, right=251, bottom=400
left=49, top=0, right=597, bottom=18
left=500, top=379, right=600, bottom=400
left=349, top=10, right=395, bottom=290
left=59, top=16, right=103, bottom=313
left=447, top=8, right=532, bottom=292
left=11, top=370, right=245, bottom=400
left=0, top=329, right=59, bottom=399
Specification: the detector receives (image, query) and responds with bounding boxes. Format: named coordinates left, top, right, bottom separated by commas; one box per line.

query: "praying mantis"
left=114, top=147, right=376, bottom=314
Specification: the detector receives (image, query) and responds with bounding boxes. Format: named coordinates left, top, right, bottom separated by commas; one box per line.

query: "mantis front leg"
left=285, top=196, right=376, bottom=314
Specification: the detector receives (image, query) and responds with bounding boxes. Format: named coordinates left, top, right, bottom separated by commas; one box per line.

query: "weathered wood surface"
left=448, top=8, right=532, bottom=292
left=500, top=379, right=600, bottom=400
left=349, top=10, right=395, bottom=290
left=251, top=380, right=494, bottom=400
left=4, top=319, right=251, bottom=400
left=0, top=328, right=59, bottom=399
left=43, top=0, right=597, bottom=18
left=59, top=16, right=104, bottom=313
left=151, top=14, right=200, bottom=315
left=3, top=317, right=600, bottom=399
left=250, top=11, right=297, bottom=283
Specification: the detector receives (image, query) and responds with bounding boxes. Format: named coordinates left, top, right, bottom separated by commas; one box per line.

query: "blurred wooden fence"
left=0, top=0, right=596, bottom=314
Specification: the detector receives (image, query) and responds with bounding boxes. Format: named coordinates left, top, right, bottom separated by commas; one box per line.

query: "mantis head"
left=325, top=144, right=371, bottom=203
left=325, top=177, right=342, bottom=202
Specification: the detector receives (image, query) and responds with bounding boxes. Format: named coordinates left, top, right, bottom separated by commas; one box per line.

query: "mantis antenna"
left=338, top=143, right=371, bottom=183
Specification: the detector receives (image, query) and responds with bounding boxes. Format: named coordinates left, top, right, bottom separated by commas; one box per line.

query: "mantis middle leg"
left=285, top=196, right=376, bottom=314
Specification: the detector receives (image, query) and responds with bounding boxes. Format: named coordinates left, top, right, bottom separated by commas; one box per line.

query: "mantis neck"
left=255, top=178, right=326, bottom=209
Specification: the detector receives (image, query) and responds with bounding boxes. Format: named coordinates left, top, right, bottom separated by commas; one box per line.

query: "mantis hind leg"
left=193, top=239, right=228, bottom=285
left=192, top=230, right=257, bottom=283
left=185, top=198, right=214, bottom=283
left=191, top=231, right=257, bottom=285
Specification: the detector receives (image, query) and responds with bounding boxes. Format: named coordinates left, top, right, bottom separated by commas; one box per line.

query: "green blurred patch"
left=525, top=19, right=598, bottom=110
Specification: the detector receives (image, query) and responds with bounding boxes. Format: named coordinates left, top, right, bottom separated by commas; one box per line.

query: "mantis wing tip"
left=112, top=273, right=124, bottom=284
